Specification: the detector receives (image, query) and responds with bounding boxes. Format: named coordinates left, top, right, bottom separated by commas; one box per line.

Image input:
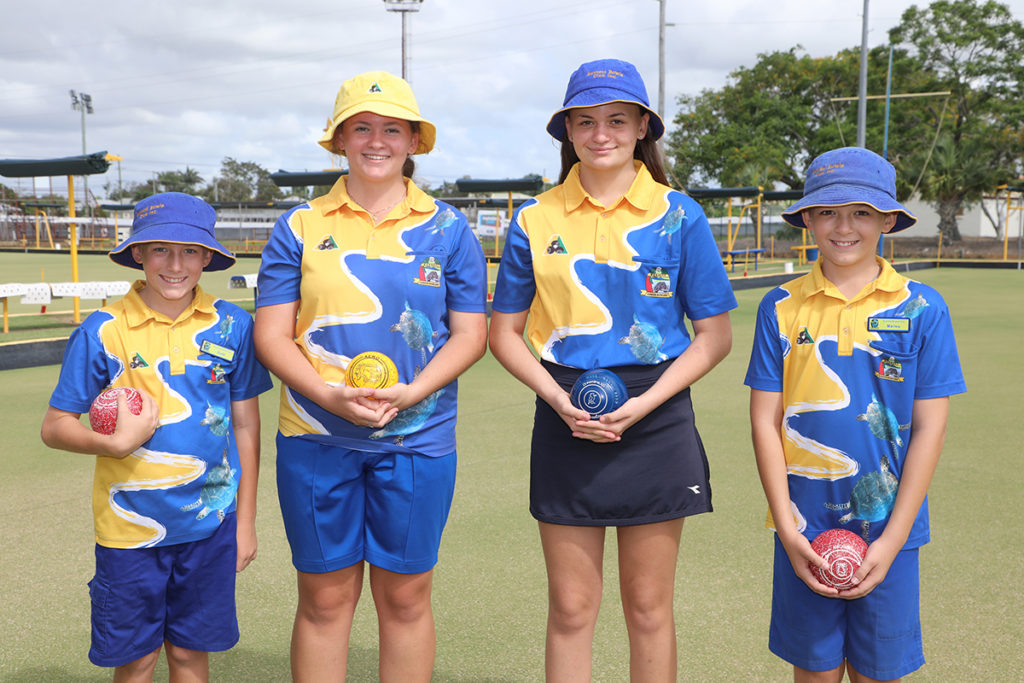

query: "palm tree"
left=901, top=134, right=998, bottom=244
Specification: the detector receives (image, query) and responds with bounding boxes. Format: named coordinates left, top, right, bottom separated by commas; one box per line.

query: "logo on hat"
left=368, top=82, right=382, bottom=93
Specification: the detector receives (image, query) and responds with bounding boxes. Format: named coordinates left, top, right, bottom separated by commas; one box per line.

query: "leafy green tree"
left=203, top=157, right=283, bottom=202
left=665, top=45, right=937, bottom=191
left=889, top=0, right=1024, bottom=242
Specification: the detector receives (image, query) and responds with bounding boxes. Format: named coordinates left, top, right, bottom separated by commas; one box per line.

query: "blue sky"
left=3, top=0, right=1021, bottom=199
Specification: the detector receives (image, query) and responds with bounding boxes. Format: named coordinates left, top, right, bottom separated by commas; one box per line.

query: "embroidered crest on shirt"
left=207, top=363, right=227, bottom=385
left=316, top=235, right=339, bottom=251
left=875, top=356, right=904, bottom=382
left=129, top=352, right=149, bottom=369
left=545, top=235, right=568, bottom=255
left=641, top=266, right=673, bottom=298
left=796, top=328, right=814, bottom=345
left=413, top=256, right=442, bottom=287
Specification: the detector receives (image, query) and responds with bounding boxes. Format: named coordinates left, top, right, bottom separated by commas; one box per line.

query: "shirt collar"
left=123, top=280, right=217, bottom=327
left=319, top=176, right=435, bottom=221
left=800, top=255, right=905, bottom=301
left=562, top=160, right=657, bottom=213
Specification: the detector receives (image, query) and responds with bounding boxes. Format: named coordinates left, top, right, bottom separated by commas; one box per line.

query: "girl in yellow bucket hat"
left=256, top=71, right=487, bottom=680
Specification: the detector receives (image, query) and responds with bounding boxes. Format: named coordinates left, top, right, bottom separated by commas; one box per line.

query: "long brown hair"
left=556, top=126, right=668, bottom=186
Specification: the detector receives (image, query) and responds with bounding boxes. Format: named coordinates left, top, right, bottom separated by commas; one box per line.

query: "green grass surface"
left=1, top=268, right=1021, bottom=680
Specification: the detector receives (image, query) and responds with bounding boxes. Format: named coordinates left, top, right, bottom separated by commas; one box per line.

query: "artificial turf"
left=0, top=267, right=1020, bottom=681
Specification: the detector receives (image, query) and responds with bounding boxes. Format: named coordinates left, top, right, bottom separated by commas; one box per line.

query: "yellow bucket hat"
left=317, top=71, right=436, bottom=155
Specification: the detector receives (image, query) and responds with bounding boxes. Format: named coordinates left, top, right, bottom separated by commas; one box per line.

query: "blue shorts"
left=276, top=433, right=457, bottom=575
left=769, top=534, right=924, bottom=680
left=88, top=514, right=239, bottom=668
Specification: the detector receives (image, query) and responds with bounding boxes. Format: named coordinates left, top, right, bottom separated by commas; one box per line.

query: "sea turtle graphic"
left=370, top=386, right=444, bottom=446
left=903, top=293, right=928, bottom=319
left=201, top=403, right=231, bottom=437
left=857, top=394, right=908, bottom=450
left=181, top=451, right=237, bottom=522
left=657, top=205, right=684, bottom=241
left=432, top=207, right=457, bottom=235
left=617, top=315, right=668, bottom=364
left=825, top=455, right=899, bottom=541
left=391, top=302, right=437, bottom=366
left=217, top=314, right=235, bottom=340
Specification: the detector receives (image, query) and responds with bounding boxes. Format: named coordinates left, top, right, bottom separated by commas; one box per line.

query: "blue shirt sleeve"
left=257, top=207, right=305, bottom=307
left=745, top=289, right=785, bottom=392
left=442, top=209, right=488, bottom=314
left=491, top=205, right=536, bottom=313
left=48, top=313, right=114, bottom=414
left=911, top=286, right=966, bottom=399
left=676, top=200, right=737, bottom=321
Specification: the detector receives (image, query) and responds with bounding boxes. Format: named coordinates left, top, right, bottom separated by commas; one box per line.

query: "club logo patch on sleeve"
left=641, top=266, right=672, bottom=298
left=868, top=317, right=911, bottom=332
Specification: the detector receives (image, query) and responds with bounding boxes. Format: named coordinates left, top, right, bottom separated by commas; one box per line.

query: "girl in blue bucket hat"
left=490, top=58, right=737, bottom=679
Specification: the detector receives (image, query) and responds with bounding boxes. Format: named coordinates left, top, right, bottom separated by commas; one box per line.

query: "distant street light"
left=70, top=90, right=94, bottom=215
left=383, top=0, right=423, bottom=80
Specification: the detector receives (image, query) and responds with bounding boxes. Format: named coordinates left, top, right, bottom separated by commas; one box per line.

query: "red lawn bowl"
left=88, top=387, right=144, bottom=435
left=810, top=528, right=868, bottom=589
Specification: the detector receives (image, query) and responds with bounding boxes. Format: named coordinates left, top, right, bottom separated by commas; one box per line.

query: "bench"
left=723, top=248, right=766, bottom=273
left=229, top=274, right=259, bottom=307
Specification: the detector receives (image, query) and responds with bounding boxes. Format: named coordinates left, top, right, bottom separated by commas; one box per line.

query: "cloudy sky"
left=2, top=0, right=1021, bottom=199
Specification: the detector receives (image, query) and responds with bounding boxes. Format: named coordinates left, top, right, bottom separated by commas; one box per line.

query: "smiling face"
left=803, top=203, right=897, bottom=283
left=132, top=242, right=212, bottom=319
left=565, top=102, right=649, bottom=174
left=334, top=112, right=419, bottom=184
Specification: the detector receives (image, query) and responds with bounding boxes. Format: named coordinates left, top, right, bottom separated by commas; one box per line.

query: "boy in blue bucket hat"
left=745, top=148, right=966, bottom=681
left=42, top=192, right=272, bottom=681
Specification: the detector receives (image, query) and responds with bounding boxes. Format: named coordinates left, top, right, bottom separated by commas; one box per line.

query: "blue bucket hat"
left=109, top=192, right=236, bottom=271
left=782, top=147, right=916, bottom=232
left=546, top=58, right=665, bottom=143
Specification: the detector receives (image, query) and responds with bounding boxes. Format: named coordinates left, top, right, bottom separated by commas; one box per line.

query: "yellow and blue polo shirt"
left=49, top=282, right=273, bottom=549
left=744, top=258, right=966, bottom=548
left=257, top=176, right=487, bottom=457
left=492, top=161, right=736, bottom=368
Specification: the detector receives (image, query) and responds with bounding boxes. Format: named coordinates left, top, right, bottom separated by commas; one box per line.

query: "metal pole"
left=857, top=0, right=869, bottom=148
left=882, top=45, right=893, bottom=157
left=401, top=11, right=408, bottom=79
left=657, top=0, right=665, bottom=122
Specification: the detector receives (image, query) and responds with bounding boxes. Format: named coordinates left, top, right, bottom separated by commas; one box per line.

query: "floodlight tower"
left=383, top=0, right=423, bottom=80
left=70, top=90, right=94, bottom=214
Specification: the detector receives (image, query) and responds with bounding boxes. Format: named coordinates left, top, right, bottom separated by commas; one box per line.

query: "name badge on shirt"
left=201, top=340, right=236, bottom=362
left=867, top=317, right=911, bottom=333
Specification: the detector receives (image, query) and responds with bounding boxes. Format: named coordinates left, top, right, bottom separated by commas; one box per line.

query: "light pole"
left=657, top=0, right=666, bottom=122
left=382, top=0, right=423, bottom=80
left=70, top=90, right=94, bottom=215
left=857, top=0, right=869, bottom=148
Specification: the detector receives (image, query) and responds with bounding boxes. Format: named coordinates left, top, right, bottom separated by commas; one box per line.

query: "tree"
left=889, top=0, right=1024, bottom=242
left=203, top=157, right=283, bottom=202
left=665, top=46, right=936, bottom=190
